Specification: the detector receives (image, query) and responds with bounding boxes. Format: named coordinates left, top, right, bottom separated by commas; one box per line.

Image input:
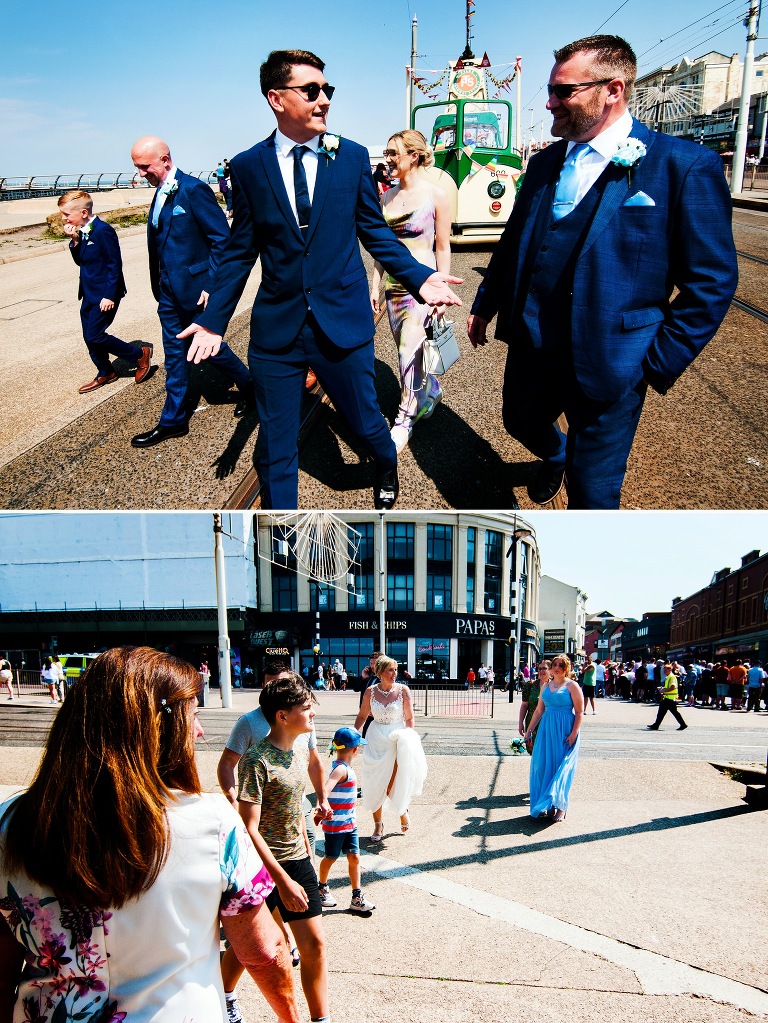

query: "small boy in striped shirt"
left=315, top=726, right=376, bottom=913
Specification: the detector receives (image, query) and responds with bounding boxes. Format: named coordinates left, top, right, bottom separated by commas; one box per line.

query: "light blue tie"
left=152, top=182, right=172, bottom=229
left=552, top=143, right=590, bottom=220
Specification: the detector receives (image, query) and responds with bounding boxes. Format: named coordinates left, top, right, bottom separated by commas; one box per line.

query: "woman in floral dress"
left=0, top=646, right=299, bottom=1023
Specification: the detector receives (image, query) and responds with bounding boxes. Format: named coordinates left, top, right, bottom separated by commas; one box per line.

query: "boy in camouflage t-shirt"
left=238, top=672, right=330, bottom=1023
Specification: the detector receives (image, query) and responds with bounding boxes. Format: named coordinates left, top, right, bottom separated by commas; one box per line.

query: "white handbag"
left=422, top=314, right=460, bottom=376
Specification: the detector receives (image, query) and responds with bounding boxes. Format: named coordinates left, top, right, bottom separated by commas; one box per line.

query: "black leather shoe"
left=233, top=395, right=256, bottom=418
left=527, top=465, right=566, bottom=505
left=131, top=424, right=189, bottom=448
left=373, top=467, right=399, bottom=509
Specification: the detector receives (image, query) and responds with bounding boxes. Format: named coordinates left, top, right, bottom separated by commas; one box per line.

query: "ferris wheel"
left=631, top=84, right=704, bottom=125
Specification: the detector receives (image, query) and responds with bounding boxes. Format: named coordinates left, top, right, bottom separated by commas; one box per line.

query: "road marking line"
left=360, top=849, right=768, bottom=1016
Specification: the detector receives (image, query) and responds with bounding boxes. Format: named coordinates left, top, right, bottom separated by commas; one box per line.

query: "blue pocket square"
left=172, top=204, right=186, bottom=215
left=624, top=191, right=655, bottom=207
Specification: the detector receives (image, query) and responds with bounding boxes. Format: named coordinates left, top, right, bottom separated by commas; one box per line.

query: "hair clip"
left=160, top=698, right=172, bottom=714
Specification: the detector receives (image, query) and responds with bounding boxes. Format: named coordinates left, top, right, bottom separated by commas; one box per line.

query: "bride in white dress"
left=353, top=655, right=428, bottom=841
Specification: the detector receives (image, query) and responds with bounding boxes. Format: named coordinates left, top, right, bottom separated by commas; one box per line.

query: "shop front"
left=246, top=609, right=513, bottom=688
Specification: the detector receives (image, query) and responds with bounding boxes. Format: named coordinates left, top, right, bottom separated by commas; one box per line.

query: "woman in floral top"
left=0, top=646, right=300, bottom=1023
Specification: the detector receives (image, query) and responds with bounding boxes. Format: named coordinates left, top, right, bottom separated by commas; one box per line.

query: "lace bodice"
left=370, top=684, right=405, bottom=725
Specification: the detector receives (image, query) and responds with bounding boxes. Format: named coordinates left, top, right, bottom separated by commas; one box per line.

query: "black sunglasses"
left=277, top=82, right=335, bottom=102
left=547, top=79, right=612, bottom=100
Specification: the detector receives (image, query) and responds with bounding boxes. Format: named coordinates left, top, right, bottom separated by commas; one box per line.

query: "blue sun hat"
left=332, top=726, right=367, bottom=750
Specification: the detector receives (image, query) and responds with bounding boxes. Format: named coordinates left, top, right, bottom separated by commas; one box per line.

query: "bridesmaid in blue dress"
left=525, top=655, right=583, bottom=821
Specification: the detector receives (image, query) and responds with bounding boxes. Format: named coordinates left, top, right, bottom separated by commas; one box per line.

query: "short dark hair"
left=260, top=49, right=325, bottom=97
left=553, top=34, right=637, bottom=100
left=259, top=670, right=315, bottom=724
left=263, top=657, right=289, bottom=677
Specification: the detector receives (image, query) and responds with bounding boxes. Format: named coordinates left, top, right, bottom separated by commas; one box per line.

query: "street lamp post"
left=506, top=517, right=533, bottom=687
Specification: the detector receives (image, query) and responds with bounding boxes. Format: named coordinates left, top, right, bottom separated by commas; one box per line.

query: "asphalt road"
left=1, top=210, right=766, bottom=509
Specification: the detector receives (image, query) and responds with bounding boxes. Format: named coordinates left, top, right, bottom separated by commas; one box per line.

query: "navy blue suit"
left=68, top=217, right=140, bottom=377
left=198, top=133, right=433, bottom=508
left=472, top=118, right=738, bottom=508
left=147, top=170, right=250, bottom=427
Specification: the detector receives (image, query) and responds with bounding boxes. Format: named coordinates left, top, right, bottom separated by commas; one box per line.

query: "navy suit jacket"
left=68, top=217, right=127, bottom=305
left=472, top=119, right=738, bottom=399
left=198, top=133, right=433, bottom=348
left=147, top=170, right=230, bottom=309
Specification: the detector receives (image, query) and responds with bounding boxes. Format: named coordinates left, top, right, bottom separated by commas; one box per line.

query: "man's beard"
left=551, top=93, right=604, bottom=141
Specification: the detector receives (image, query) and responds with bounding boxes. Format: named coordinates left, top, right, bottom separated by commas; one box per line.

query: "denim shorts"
left=321, top=827, right=360, bottom=860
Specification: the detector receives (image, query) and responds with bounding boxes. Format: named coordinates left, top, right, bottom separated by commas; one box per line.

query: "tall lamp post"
left=506, top=517, right=533, bottom=684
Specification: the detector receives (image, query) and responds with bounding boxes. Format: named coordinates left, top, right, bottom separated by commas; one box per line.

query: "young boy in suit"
left=58, top=190, right=152, bottom=393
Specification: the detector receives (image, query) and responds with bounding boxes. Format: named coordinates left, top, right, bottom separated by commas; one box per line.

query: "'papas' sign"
left=455, top=618, right=496, bottom=636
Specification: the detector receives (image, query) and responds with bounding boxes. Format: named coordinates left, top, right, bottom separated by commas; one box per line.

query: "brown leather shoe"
left=134, top=344, right=152, bottom=384
left=78, top=371, right=118, bottom=394
left=305, top=368, right=317, bottom=390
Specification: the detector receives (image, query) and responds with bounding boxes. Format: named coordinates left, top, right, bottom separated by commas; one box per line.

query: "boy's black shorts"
left=266, top=855, right=322, bottom=921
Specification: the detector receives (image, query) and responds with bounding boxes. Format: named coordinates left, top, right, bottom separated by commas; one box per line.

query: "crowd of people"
left=568, top=657, right=768, bottom=712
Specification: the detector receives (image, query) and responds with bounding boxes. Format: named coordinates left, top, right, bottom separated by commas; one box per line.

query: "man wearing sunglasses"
left=468, top=34, right=736, bottom=510
left=180, top=48, right=462, bottom=510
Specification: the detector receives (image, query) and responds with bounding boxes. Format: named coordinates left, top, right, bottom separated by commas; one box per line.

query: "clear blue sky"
left=528, top=511, right=767, bottom=620
left=1, top=0, right=754, bottom=175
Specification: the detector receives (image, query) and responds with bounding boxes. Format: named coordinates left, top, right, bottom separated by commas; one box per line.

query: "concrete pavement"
left=1, top=693, right=765, bottom=1022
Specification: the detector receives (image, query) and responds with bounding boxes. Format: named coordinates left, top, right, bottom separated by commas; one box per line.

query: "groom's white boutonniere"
left=319, top=133, right=340, bottom=160
left=611, top=139, right=646, bottom=184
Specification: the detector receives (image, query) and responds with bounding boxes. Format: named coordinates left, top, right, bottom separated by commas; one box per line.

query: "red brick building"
left=669, top=549, right=768, bottom=664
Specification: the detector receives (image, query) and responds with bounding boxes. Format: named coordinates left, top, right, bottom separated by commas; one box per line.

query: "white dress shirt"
left=152, top=165, right=179, bottom=227
left=274, top=129, right=320, bottom=225
left=563, top=109, right=634, bottom=208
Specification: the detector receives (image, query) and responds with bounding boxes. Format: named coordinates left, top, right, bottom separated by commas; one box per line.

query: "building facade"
left=0, top=511, right=541, bottom=686
left=632, top=49, right=768, bottom=152
left=252, top=512, right=540, bottom=683
left=537, top=575, right=587, bottom=661
left=669, top=549, right=768, bottom=664
left=620, top=613, right=671, bottom=663
left=0, top=512, right=254, bottom=679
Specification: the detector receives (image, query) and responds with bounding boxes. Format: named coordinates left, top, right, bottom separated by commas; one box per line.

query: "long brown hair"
left=1, top=647, right=201, bottom=908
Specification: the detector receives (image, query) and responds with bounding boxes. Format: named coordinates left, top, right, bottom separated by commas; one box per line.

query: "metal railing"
left=409, top=681, right=497, bottom=717
left=0, top=171, right=218, bottom=201
left=724, top=161, right=768, bottom=192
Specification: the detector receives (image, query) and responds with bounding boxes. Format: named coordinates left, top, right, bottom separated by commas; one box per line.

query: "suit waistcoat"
left=517, top=167, right=613, bottom=348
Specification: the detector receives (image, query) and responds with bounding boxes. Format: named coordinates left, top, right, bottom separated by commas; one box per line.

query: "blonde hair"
left=374, top=655, right=398, bottom=677
left=58, top=190, right=93, bottom=211
left=388, top=130, right=434, bottom=169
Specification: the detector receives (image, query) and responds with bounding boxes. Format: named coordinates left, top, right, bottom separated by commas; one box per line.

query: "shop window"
left=349, top=572, right=374, bottom=610
left=272, top=571, right=297, bottom=612
left=310, top=581, right=336, bottom=611
left=484, top=569, right=501, bottom=613
left=387, top=573, right=414, bottom=610
left=427, top=524, right=453, bottom=561
left=485, top=530, right=503, bottom=567
left=387, top=521, right=414, bottom=560
left=415, top=637, right=450, bottom=680
left=427, top=573, right=452, bottom=611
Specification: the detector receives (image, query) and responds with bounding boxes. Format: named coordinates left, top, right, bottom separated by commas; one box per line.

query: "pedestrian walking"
left=316, top=726, right=376, bottom=913
left=353, top=655, right=427, bottom=840
left=0, top=658, right=13, bottom=701
left=647, top=663, right=687, bottom=730
left=525, top=655, right=583, bottom=821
